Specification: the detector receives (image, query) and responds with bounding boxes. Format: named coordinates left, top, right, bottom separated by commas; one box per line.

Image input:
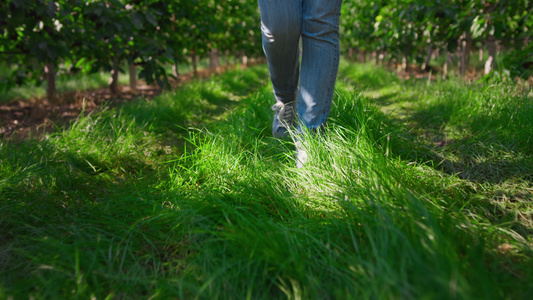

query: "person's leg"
left=258, top=0, right=302, bottom=137
left=299, top=0, right=343, bottom=131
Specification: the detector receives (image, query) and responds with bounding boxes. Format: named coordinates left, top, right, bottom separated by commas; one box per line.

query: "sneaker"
left=272, top=101, right=297, bottom=138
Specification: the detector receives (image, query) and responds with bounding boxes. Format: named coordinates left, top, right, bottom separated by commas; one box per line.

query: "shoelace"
left=272, top=102, right=295, bottom=124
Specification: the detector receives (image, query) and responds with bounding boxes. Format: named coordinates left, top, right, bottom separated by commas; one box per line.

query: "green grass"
left=1, top=61, right=532, bottom=299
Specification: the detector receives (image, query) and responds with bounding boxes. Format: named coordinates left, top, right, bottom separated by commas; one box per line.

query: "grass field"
left=1, top=61, right=532, bottom=299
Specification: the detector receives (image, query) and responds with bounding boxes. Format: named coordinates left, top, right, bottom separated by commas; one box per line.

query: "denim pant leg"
left=258, top=0, right=342, bottom=132
left=300, top=0, right=343, bottom=131
left=258, top=0, right=301, bottom=105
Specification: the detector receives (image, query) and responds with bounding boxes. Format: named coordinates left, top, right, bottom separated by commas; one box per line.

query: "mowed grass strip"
left=1, top=62, right=532, bottom=299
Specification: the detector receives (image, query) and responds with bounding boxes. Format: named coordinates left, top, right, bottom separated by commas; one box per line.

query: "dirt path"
left=0, top=67, right=226, bottom=141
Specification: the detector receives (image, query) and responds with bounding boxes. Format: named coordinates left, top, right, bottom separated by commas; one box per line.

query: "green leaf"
left=75, top=57, right=87, bottom=68
left=108, top=0, right=124, bottom=9
left=470, top=16, right=485, bottom=39
left=145, top=11, right=158, bottom=27
left=47, top=1, right=57, bottom=18
left=11, top=0, right=30, bottom=9
left=131, top=12, right=144, bottom=29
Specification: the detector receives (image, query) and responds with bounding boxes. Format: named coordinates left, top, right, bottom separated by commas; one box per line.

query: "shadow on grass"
left=0, top=136, right=177, bottom=296
left=371, top=92, right=401, bottom=108
left=344, top=67, right=533, bottom=185
left=405, top=98, right=533, bottom=183
left=342, top=92, right=533, bottom=241
left=368, top=97, right=533, bottom=183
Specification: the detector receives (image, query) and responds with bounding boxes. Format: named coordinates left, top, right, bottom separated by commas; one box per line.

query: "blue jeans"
left=258, top=0, right=343, bottom=132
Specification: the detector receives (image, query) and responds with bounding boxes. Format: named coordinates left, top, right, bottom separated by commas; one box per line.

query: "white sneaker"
left=272, top=101, right=297, bottom=138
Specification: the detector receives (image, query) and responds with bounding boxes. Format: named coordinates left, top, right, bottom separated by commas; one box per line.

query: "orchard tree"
left=340, top=0, right=532, bottom=78
left=341, top=0, right=384, bottom=62
left=0, top=0, right=84, bottom=103
left=1, top=0, right=264, bottom=103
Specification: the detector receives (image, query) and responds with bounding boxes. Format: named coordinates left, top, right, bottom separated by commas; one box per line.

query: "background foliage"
left=0, top=0, right=262, bottom=98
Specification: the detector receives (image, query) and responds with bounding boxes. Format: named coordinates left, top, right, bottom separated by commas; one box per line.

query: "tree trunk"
left=484, top=35, right=497, bottom=75
left=443, top=52, right=454, bottom=77
left=209, top=48, right=220, bottom=71
left=109, top=57, right=120, bottom=95
left=170, top=13, right=180, bottom=82
left=402, top=45, right=409, bottom=71
left=129, top=63, right=137, bottom=92
left=348, top=48, right=354, bottom=59
left=460, top=31, right=472, bottom=76
left=422, top=44, right=433, bottom=71
left=234, top=51, right=240, bottom=65
left=45, top=62, right=57, bottom=104
left=191, top=51, right=198, bottom=78
left=172, top=61, right=180, bottom=81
